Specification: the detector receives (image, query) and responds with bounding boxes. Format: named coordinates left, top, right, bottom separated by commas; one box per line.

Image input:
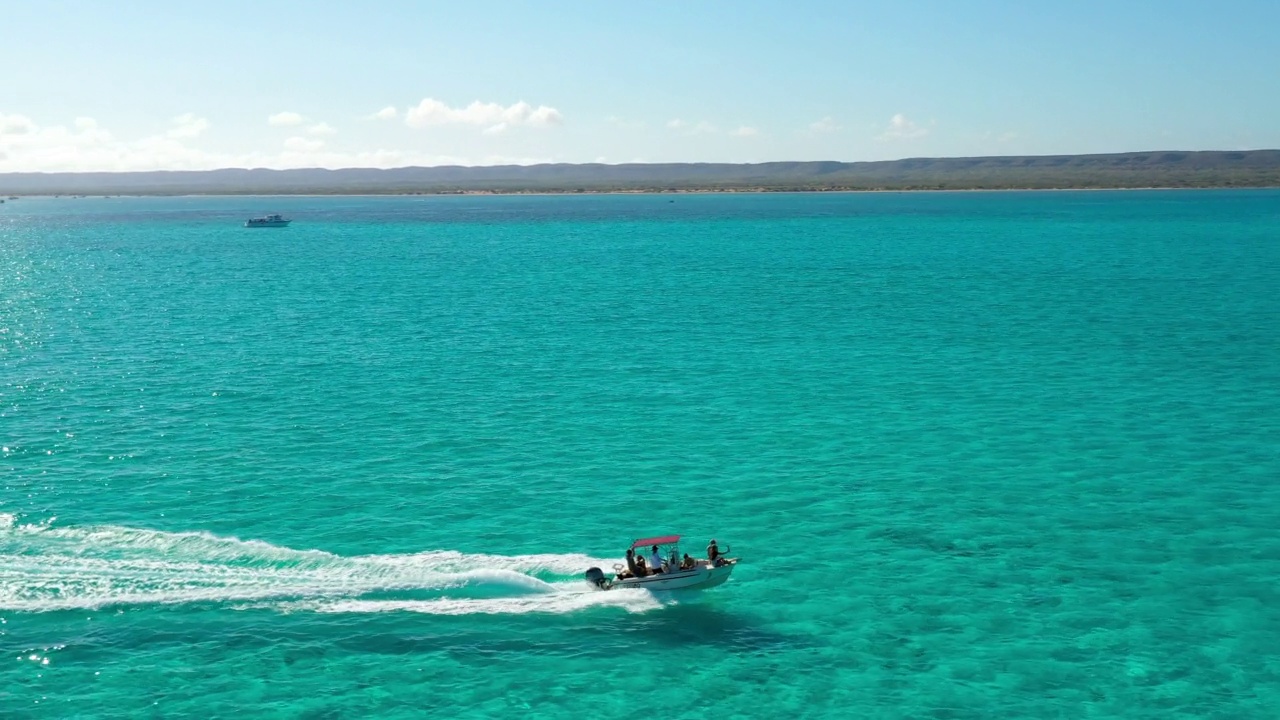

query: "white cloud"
left=168, top=113, right=210, bottom=139
left=809, top=116, right=840, bottom=133
left=666, top=118, right=687, bottom=129
left=1, top=113, right=36, bottom=135
left=268, top=111, right=305, bottom=127
left=306, top=122, right=337, bottom=136
left=404, top=98, right=563, bottom=133
left=730, top=126, right=759, bottom=138
left=283, top=136, right=324, bottom=152
left=0, top=115, right=138, bottom=171
left=0, top=112, right=565, bottom=172
left=879, top=113, right=928, bottom=140
left=525, top=105, right=562, bottom=126
left=372, top=106, right=398, bottom=121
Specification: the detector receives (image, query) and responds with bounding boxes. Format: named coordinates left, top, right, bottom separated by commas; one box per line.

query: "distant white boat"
left=245, top=214, right=291, bottom=228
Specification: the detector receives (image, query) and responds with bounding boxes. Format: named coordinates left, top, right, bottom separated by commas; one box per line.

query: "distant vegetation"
left=3, top=150, right=1279, bottom=195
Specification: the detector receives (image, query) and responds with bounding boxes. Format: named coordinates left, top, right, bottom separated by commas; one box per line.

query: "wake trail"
left=0, top=514, right=663, bottom=615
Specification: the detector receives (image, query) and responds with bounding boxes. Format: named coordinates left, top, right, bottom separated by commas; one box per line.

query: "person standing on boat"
left=649, top=545, right=665, bottom=574
left=623, top=548, right=640, bottom=579
left=708, top=539, right=725, bottom=566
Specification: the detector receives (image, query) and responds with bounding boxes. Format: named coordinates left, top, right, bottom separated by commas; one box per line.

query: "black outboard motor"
left=584, top=567, right=609, bottom=590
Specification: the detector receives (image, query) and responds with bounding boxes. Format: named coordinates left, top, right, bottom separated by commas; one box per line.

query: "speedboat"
left=245, top=214, right=291, bottom=228
left=584, top=535, right=738, bottom=591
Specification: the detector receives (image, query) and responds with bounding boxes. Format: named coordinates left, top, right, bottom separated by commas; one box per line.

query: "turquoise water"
left=2, top=191, right=1279, bottom=718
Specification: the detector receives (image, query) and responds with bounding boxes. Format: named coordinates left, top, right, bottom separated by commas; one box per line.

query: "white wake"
left=0, top=514, right=663, bottom=615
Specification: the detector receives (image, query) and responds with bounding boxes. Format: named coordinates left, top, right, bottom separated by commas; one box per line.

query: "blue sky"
left=2, top=0, right=1278, bottom=171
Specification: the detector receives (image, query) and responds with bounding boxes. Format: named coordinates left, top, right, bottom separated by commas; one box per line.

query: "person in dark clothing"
left=707, top=539, right=728, bottom=567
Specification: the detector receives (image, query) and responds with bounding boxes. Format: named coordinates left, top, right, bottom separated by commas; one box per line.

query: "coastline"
left=4, top=150, right=1279, bottom=198
left=6, top=185, right=1278, bottom=199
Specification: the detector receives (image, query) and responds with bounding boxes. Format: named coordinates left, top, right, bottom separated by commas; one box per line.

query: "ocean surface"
left=2, top=190, right=1278, bottom=718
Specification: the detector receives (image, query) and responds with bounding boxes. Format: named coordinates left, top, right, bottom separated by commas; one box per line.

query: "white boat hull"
left=602, top=560, right=737, bottom=591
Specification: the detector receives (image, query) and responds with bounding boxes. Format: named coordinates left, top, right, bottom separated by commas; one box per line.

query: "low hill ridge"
left=3, top=150, right=1278, bottom=195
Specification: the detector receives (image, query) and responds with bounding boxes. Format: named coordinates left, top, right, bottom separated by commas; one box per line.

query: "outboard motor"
left=584, top=567, right=609, bottom=590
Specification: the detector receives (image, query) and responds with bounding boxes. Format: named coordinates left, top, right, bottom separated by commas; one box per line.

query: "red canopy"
left=631, top=535, right=681, bottom=550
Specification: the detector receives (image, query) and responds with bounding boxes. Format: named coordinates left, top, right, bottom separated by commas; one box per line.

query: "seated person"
left=634, top=555, right=649, bottom=577
left=620, top=548, right=639, bottom=579
left=680, top=553, right=696, bottom=570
